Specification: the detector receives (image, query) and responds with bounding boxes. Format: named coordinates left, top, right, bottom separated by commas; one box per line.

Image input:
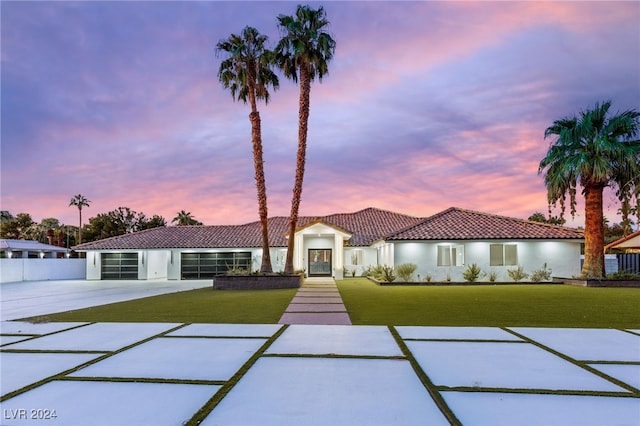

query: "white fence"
left=0, top=259, right=86, bottom=283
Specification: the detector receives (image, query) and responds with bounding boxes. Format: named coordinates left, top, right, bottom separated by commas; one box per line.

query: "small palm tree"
left=172, top=210, right=202, bottom=226
left=276, top=5, right=336, bottom=274
left=217, top=26, right=279, bottom=273
left=539, top=101, right=640, bottom=278
left=69, top=194, right=91, bottom=244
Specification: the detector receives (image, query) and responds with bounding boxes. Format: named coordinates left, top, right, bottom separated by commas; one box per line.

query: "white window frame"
left=350, top=249, right=364, bottom=266
left=437, top=244, right=465, bottom=267
left=490, top=243, right=518, bottom=266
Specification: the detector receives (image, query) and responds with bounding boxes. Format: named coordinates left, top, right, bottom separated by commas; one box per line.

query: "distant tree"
left=0, top=213, right=34, bottom=239
left=539, top=100, right=640, bottom=277
left=172, top=210, right=203, bottom=226
left=81, top=207, right=165, bottom=243
left=69, top=194, right=91, bottom=244
left=217, top=26, right=279, bottom=273
left=528, top=211, right=565, bottom=226
left=528, top=212, right=547, bottom=223
left=604, top=220, right=625, bottom=244
left=23, top=218, right=61, bottom=243
left=139, top=214, right=167, bottom=230
left=276, top=4, right=336, bottom=273
left=1, top=211, right=13, bottom=223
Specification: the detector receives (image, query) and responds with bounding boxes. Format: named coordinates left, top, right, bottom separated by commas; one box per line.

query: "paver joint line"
left=504, top=327, right=640, bottom=396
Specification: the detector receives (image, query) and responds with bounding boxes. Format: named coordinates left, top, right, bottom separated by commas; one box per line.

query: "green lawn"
left=24, top=279, right=640, bottom=328
left=27, top=287, right=298, bottom=324
left=337, top=278, right=640, bottom=328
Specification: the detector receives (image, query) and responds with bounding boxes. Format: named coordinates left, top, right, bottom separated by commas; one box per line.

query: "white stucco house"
left=73, top=207, right=584, bottom=282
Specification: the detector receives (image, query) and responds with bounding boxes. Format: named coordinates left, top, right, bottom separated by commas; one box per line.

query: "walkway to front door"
left=278, top=277, right=351, bottom=325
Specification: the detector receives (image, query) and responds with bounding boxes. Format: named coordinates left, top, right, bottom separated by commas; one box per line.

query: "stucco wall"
left=0, top=258, right=86, bottom=283
left=140, top=250, right=169, bottom=280
left=393, top=240, right=582, bottom=282
left=344, top=248, right=378, bottom=276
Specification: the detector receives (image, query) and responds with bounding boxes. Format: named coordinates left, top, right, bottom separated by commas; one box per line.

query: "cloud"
left=1, top=1, right=638, bottom=229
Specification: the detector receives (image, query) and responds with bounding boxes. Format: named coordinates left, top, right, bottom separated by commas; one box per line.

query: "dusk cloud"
left=2, top=1, right=638, bottom=228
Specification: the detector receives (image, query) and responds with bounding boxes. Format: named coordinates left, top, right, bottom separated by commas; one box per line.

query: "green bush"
left=530, top=263, right=552, bottom=282
left=488, top=270, right=498, bottom=282
left=381, top=265, right=396, bottom=282
left=361, top=266, right=373, bottom=278
left=507, top=265, right=529, bottom=282
left=396, top=263, right=417, bottom=281
left=462, top=263, right=484, bottom=282
left=606, top=271, right=640, bottom=280
left=369, top=265, right=386, bottom=280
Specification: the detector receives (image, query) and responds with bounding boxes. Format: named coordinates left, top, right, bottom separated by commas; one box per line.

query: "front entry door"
left=308, top=249, right=332, bottom=277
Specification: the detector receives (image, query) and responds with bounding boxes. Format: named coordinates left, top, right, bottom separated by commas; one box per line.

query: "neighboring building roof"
left=386, top=207, right=585, bottom=241
left=1, top=239, right=70, bottom=252
left=72, top=206, right=584, bottom=251
left=605, top=229, right=640, bottom=251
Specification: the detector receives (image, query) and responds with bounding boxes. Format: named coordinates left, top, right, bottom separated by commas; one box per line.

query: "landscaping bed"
left=370, top=277, right=560, bottom=286
left=212, top=274, right=302, bottom=290
left=554, top=277, right=640, bottom=288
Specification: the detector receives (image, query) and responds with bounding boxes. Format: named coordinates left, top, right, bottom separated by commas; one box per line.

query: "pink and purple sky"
left=2, top=1, right=639, bottom=228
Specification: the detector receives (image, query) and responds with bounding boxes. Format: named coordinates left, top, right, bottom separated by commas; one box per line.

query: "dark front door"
left=308, top=249, right=332, bottom=276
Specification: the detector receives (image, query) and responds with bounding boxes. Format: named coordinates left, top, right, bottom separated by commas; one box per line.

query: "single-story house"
left=73, top=207, right=584, bottom=281
left=605, top=229, right=640, bottom=254
left=1, top=239, right=71, bottom=258
left=605, top=230, right=640, bottom=274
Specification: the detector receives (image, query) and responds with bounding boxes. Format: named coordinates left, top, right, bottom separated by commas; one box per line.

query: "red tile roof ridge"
left=605, top=228, right=640, bottom=250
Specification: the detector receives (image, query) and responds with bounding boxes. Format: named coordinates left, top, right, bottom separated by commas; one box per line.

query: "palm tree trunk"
left=78, top=208, right=82, bottom=245
left=581, top=183, right=606, bottom=278
left=249, top=99, right=272, bottom=273
left=284, top=67, right=311, bottom=274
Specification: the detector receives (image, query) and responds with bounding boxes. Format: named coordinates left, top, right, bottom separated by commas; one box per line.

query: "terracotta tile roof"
left=605, top=229, right=640, bottom=250
left=386, top=207, right=584, bottom=241
left=74, top=207, right=421, bottom=251
left=73, top=206, right=583, bottom=251
left=320, top=207, right=424, bottom=246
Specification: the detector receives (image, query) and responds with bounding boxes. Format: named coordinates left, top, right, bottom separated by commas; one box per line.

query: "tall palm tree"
left=539, top=101, right=640, bottom=278
left=172, top=210, right=202, bottom=226
left=276, top=5, right=336, bottom=274
left=217, top=26, right=279, bottom=273
left=69, top=194, right=91, bottom=244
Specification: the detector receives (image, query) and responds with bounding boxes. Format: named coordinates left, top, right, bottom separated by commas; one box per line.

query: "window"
left=490, top=244, right=518, bottom=266
left=350, top=249, right=363, bottom=266
left=437, top=244, right=464, bottom=266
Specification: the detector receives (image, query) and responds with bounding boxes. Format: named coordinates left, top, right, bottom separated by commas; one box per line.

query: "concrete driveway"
left=0, top=279, right=211, bottom=321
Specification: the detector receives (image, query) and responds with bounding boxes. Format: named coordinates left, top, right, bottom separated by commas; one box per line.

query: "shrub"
left=606, top=271, right=640, bottom=280
left=462, top=263, right=484, bottom=282
left=361, top=266, right=373, bottom=278
left=423, top=274, right=433, bottom=282
left=381, top=265, right=396, bottom=282
left=507, top=265, right=529, bottom=282
left=530, top=263, right=552, bottom=282
left=488, top=270, right=498, bottom=282
left=369, top=265, right=386, bottom=280
left=396, top=263, right=417, bottom=281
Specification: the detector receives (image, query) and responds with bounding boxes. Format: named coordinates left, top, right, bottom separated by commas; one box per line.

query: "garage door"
left=181, top=252, right=251, bottom=279
left=101, top=253, right=139, bottom=280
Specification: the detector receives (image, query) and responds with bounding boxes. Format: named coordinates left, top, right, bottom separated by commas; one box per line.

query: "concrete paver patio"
left=1, top=321, right=639, bottom=425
